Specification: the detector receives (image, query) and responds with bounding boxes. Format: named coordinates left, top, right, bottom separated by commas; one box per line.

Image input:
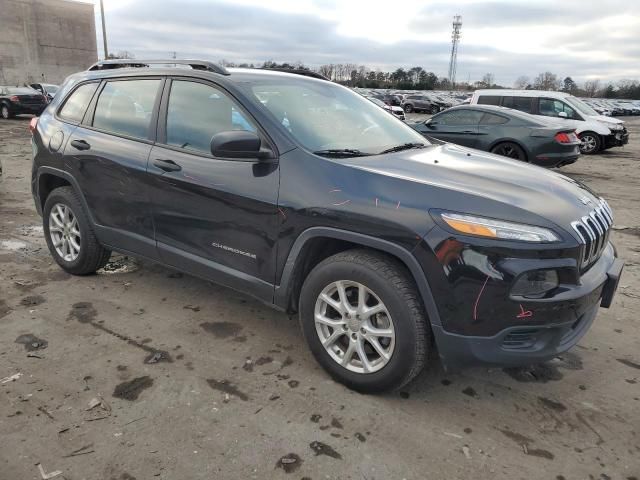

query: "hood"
left=345, top=143, right=602, bottom=234
left=587, top=114, right=624, bottom=125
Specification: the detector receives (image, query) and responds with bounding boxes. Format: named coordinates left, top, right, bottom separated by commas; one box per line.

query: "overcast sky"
left=93, top=0, right=640, bottom=85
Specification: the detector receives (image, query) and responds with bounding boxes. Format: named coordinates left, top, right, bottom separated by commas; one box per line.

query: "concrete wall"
left=0, top=0, right=97, bottom=85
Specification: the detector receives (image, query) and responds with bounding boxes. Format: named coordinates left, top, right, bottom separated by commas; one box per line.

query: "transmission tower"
left=448, top=15, right=462, bottom=87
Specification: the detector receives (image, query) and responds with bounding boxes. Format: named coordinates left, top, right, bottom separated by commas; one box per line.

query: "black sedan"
left=409, top=105, right=581, bottom=167
left=0, top=86, right=47, bottom=119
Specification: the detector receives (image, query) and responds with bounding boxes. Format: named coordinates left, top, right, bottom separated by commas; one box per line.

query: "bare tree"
left=107, top=50, right=135, bottom=59
left=533, top=72, right=561, bottom=91
left=583, top=79, right=601, bottom=97
left=481, top=73, right=495, bottom=88
left=514, top=75, right=529, bottom=89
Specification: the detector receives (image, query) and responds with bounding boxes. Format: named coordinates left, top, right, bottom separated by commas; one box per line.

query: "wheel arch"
left=488, top=138, right=530, bottom=162
left=36, top=167, right=94, bottom=223
left=274, top=227, right=442, bottom=327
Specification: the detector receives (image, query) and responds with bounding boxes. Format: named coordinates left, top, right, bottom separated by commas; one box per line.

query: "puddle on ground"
left=200, top=321, right=243, bottom=339
left=309, top=441, right=342, bottom=459
left=113, top=376, right=154, bottom=401
left=98, top=256, right=140, bottom=275
left=20, top=295, right=46, bottom=307
left=276, top=453, right=302, bottom=474
left=206, top=378, right=249, bottom=401
left=15, top=333, right=48, bottom=351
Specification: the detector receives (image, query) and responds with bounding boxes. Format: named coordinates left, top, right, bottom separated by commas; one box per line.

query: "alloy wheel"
left=494, top=143, right=523, bottom=160
left=49, top=203, right=81, bottom=262
left=314, top=280, right=395, bottom=374
left=580, top=134, right=597, bottom=153
left=1, top=106, right=9, bottom=119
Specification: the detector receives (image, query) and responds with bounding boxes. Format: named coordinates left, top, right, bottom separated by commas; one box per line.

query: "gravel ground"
left=1, top=115, right=639, bottom=480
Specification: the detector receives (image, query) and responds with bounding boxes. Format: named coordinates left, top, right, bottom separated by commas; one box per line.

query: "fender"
left=35, top=167, right=96, bottom=223
left=274, top=227, right=443, bottom=327
left=574, top=120, right=611, bottom=136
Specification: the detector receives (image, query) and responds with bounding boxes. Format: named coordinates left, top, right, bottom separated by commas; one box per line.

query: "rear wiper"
left=313, top=148, right=370, bottom=157
left=379, top=142, right=427, bottom=154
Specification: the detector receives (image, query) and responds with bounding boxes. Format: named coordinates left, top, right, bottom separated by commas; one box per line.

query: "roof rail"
left=260, top=68, right=329, bottom=81
left=87, top=59, right=230, bottom=75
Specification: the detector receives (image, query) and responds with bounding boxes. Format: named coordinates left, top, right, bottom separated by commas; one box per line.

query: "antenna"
left=448, top=15, right=462, bottom=88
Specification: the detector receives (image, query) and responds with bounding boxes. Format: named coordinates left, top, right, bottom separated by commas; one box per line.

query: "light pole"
left=100, top=0, right=109, bottom=59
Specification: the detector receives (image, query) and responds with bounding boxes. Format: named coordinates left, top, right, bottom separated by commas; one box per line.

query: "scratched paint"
left=473, top=275, right=490, bottom=321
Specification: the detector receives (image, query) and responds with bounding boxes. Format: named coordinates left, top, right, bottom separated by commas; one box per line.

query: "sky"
left=91, top=0, right=640, bottom=86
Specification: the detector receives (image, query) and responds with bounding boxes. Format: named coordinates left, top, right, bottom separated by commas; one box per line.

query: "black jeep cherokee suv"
left=30, top=60, right=623, bottom=393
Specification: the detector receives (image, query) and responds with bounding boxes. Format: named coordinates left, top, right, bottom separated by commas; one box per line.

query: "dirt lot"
left=1, top=115, right=639, bottom=480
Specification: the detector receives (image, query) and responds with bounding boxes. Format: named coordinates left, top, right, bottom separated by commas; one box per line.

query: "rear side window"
left=477, top=96, right=500, bottom=106
left=59, top=83, right=99, bottom=123
left=502, top=96, right=533, bottom=113
left=165, top=80, right=257, bottom=155
left=92, top=79, right=161, bottom=139
left=480, top=113, right=509, bottom=125
left=436, top=109, right=484, bottom=125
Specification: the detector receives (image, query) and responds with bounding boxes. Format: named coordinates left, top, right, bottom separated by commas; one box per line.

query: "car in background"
left=372, top=93, right=402, bottom=106
left=401, top=94, right=440, bottom=114
left=29, top=83, right=60, bottom=101
left=0, top=86, right=47, bottom=118
left=367, top=96, right=405, bottom=120
left=408, top=105, right=580, bottom=168
left=470, top=89, right=628, bottom=154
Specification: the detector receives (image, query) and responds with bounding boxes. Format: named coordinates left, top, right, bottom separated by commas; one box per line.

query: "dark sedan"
left=0, top=86, right=48, bottom=119
left=409, top=105, right=581, bottom=167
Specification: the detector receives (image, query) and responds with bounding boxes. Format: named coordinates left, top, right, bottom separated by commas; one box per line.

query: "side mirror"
left=558, top=111, right=568, bottom=119
left=425, top=118, right=436, bottom=127
left=210, top=131, right=273, bottom=160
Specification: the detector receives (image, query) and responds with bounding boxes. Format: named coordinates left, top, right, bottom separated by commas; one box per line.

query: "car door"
left=422, top=109, right=483, bottom=147
left=64, top=77, right=163, bottom=258
left=147, top=78, right=279, bottom=300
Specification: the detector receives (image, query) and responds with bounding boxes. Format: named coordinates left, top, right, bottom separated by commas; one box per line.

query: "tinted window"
left=480, top=112, right=509, bottom=125
left=477, top=95, right=500, bottom=105
left=539, top=98, right=578, bottom=119
left=166, top=81, right=257, bottom=155
left=59, top=83, right=99, bottom=123
left=436, top=109, right=483, bottom=125
left=93, top=80, right=160, bottom=139
left=502, top=96, right=533, bottom=113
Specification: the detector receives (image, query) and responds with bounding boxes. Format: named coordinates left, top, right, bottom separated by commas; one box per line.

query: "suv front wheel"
left=43, top=186, right=111, bottom=275
left=299, top=249, right=429, bottom=392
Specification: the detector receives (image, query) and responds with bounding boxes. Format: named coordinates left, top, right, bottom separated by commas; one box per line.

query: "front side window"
left=435, top=109, right=484, bottom=126
left=539, top=98, right=577, bottom=119
left=92, top=79, right=160, bottom=139
left=166, top=81, right=257, bottom=155
left=247, top=79, right=427, bottom=154
left=59, top=83, right=99, bottom=123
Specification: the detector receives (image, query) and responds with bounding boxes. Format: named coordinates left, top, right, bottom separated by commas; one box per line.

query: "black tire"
left=430, top=105, right=439, bottom=114
left=1, top=103, right=13, bottom=119
left=403, top=104, right=413, bottom=113
left=299, top=249, right=429, bottom=393
left=579, top=131, right=601, bottom=155
left=490, top=141, right=527, bottom=162
left=43, top=186, right=111, bottom=275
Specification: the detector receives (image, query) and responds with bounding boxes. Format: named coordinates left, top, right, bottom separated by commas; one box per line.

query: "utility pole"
left=100, top=0, right=109, bottom=59
left=447, top=15, right=462, bottom=89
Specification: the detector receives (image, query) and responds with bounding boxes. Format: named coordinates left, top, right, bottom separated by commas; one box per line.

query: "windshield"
left=246, top=78, right=428, bottom=154
left=565, top=97, right=598, bottom=116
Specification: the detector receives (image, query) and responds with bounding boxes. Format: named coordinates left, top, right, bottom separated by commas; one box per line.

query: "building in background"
left=0, top=0, right=97, bottom=85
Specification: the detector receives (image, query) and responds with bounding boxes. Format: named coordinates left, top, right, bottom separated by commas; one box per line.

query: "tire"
left=1, top=104, right=12, bottom=119
left=430, top=105, right=439, bottom=114
left=579, top=131, right=601, bottom=154
left=490, top=141, right=527, bottom=162
left=299, top=249, right=429, bottom=393
left=43, top=186, right=111, bottom=275
left=403, top=104, right=413, bottom=113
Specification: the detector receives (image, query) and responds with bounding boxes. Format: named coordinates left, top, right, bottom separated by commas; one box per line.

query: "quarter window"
left=165, top=81, right=257, bottom=155
left=480, top=113, right=509, bottom=125
left=59, top=83, right=99, bottom=123
left=92, top=79, right=160, bottom=139
left=436, top=110, right=484, bottom=126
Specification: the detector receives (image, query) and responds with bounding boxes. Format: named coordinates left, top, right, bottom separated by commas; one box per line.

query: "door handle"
left=153, top=159, right=182, bottom=172
left=461, top=130, right=475, bottom=134
left=70, top=139, right=91, bottom=151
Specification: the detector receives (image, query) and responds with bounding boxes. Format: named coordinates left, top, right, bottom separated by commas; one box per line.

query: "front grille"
left=570, top=198, right=613, bottom=269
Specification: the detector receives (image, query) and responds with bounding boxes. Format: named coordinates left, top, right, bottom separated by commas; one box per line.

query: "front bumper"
left=432, top=252, right=623, bottom=371
left=604, top=129, right=629, bottom=148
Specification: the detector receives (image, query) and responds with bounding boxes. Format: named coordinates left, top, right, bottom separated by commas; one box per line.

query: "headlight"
left=440, top=212, right=560, bottom=243
left=604, top=123, right=623, bottom=131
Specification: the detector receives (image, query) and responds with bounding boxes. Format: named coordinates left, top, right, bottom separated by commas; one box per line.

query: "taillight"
left=554, top=132, right=576, bottom=144
left=29, top=117, right=38, bottom=135
left=9, top=95, right=20, bottom=102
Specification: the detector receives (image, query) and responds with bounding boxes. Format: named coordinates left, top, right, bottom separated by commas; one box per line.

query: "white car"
left=470, top=89, right=628, bottom=154
left=366, top=97, right=406, bottom=120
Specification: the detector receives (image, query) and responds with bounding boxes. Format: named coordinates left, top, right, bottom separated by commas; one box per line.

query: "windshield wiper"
left=379, top=142, right=427, bottom=154
left=313, top=148, right=370, bottom=157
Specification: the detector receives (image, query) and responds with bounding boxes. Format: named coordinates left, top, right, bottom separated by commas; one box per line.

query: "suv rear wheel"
left=299, top=249, right=429, bottom=392
left=43, top=186, right=111, bottom=275
left=403, top=104, right=414, bottom=113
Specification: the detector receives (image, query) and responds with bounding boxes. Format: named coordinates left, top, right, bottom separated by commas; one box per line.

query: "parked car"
left=409, top=105, right=580, bottom=167
left=401, top=94, right=439, bottom=114
left=470, top=90, right=628, bottom=154
left=367, top=96, right=405, bottom=120
left=0, top=86, right=47, bottom=118
left=29, top=83, right=60, bottom=101
left=372, top=93, right=401, bottom=107
left=30, top=59, right=622, bottom=393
